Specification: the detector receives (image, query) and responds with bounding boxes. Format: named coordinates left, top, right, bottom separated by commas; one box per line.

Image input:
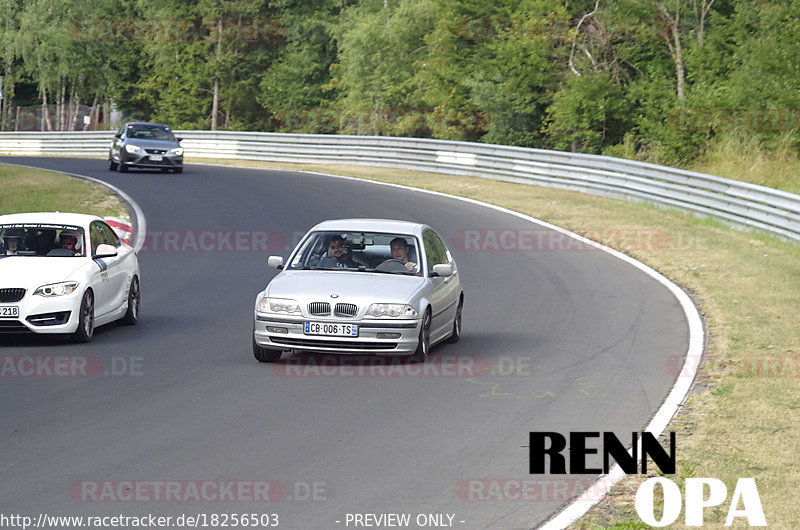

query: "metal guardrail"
left=2, top=130, right=799, bottom=242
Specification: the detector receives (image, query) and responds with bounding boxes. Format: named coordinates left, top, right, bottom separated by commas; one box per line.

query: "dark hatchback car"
left=109, top=122, right=184, bottom=173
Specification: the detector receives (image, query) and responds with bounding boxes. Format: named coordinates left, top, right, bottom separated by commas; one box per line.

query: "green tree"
left=135, top=0, right=276, bottom=130
left=0, top=0, right=24, bottom=130
left=330, top=0, right=440, bottom=135
left=259, top=0, right=342, bottom=132
left=418, top=0, right=567, bottom=145
left=544, top=72, right=632, bottom=153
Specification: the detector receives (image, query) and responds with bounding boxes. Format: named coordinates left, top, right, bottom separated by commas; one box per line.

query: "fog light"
left=267, top=326, right=288, bottom=334
left=377, top=332, right=401, bottom=339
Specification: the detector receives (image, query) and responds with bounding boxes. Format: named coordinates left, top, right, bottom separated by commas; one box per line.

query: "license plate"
left=304, top=322, right=359, bottom=337
left=150, top=155, right=163, bottom=161
left=0, top=306, right=19, bottom=318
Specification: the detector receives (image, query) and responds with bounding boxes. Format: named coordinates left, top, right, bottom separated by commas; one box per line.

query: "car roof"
left=124, top=121, right=172, bottom=128
left=0, top=212, right=102, bottom=229
left=309, top=218, right=429, bottom=236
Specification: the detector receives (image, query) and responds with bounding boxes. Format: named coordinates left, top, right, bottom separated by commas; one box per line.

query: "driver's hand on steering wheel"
left=404, top=261, right=417, bottom=272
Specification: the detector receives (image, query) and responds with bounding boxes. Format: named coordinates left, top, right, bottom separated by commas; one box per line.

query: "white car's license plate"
left=0, top=306, right=19, bottom=318
left=304, top=322, right=358, bottom=337
left=150, top=155, right=163, bottom=161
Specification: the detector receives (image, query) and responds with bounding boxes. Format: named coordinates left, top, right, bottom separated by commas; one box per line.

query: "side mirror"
left=268, top=256, right=284, bottom=269
left=114, top=133, right=121, bottom=139
left=94, top=244, right=118, bottom=259
left=176, top=137, right=183, bottom=142
left=432, top=263, right=454, bottom=277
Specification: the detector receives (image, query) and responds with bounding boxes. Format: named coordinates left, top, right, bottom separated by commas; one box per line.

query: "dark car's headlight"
left=125, top=144, right=144, bottom=154
left=34, top=281, right=79, bottom=297
left=258, top=297, right=301, bottom=314
left=366, top=304, right=417, bottom=317
left=168, top=147, right=184, bottom=156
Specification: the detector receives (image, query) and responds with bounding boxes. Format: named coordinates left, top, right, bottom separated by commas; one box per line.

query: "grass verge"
left=685, top=134, right=800, bottom=194
left=0, top=163, right=128, bottom=218
left=191, top=157, right=800, bottom=528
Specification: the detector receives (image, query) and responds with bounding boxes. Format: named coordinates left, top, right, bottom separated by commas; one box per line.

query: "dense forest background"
left=1, top=0, right=799, bottom=165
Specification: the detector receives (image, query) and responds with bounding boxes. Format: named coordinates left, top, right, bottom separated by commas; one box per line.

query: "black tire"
left=446, top=295, right=463, bottom=344
left=120, top=276, right=140, bottom=325
left=72, top=290, right=94, bottom=343
left=410, top=308, right=432, bottom=362
left=160, top=167, right=169, bottom=173
left=108, top=158, right=118, bottom=171
left=173, top=167, right=183, bottom=174
left=253, top=331, right=282, bottom=362
left=118, top=161, right=128, bottom=173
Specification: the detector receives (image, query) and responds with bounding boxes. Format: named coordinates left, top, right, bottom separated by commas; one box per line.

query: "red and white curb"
left=104, top=216, right=133, bottom=246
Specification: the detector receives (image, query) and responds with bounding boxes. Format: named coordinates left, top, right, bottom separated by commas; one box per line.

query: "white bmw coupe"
left=0, top=212, right=140, bottom=342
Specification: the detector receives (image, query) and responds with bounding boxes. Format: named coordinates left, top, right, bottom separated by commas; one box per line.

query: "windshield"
left=125, top=124, right=176, bottom=141
left=0, top=223, right=86, bottom=257
left=288, top=231, right=422, bottom=275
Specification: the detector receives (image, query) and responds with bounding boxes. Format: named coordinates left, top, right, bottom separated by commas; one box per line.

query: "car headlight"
left=34, top=281, right=79, bottom=297
left=366, top=303, right=417, bottom=317
left=168, top=147, right=184, bottom=156
left=125, top=144, right=143, bottom=154
left=258, top=297, right=301, bottom=314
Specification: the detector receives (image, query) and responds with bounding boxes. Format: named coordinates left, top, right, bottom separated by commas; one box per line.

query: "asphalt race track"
left=0, top=157, right=690, bottom=529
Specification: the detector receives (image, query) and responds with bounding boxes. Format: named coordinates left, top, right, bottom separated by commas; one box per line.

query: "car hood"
left=125, top=138, right=179, bottom=149
left=266, top=270, right=426, bottom=304
left=0, top=257, right=89, bottom=290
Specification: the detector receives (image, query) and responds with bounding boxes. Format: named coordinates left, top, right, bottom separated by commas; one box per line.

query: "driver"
left=387, top=237, right=418, bottom=272
left=317, top=235, right=360, bottom=268
left=59, top=229, right=81, bottom=256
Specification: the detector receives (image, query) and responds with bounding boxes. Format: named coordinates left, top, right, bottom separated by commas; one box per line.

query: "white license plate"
left=150, top=155, right=163, bottom=161
left=0, top=306, right=19, bottom=318
left=304, top=322, right=359, bottom=337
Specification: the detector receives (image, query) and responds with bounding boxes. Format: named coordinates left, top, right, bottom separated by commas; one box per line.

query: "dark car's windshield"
left=288, top=231, right=422, bottom=275
left=0, top=224, right=86, bottom=257
left=125, top=124, right=176, bottom=142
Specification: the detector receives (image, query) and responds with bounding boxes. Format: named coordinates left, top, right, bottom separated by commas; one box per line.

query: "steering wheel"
left=375, top=259, right=409, bottom=272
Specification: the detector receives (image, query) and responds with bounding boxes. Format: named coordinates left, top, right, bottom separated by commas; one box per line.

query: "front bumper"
left=0, top=290, right=81, bottom=334
left=119, top=152, right=183, bottom=169
left=253, top=314, right=422, bottom=355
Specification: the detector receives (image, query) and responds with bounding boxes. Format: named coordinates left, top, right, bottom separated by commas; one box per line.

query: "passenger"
left=317, top=235, right=360, bottom=268
left=59, top=230, right=81, bottom=256
left=2, top=231, right=23, bottom=255
left=387, top=237, right=418, bottom=272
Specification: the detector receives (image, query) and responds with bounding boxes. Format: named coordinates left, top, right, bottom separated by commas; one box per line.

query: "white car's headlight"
left=125, top=144, right=143, bottom=154
left=366, top=303, right=417, bottom=317
left=258, top=297, right=301, bottom=314
left=169, top=147, right=184, bottom=156
left=34, top=281, right=79, bottom=297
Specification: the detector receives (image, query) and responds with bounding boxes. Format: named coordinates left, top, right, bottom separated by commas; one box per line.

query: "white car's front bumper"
left=0, top=289, right=81, bottom=334
left=254, top=314, right=422, bottom=355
